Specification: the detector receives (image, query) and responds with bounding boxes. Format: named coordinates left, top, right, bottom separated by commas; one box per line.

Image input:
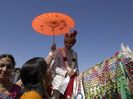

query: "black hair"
left=0, top=53, right=16, bottom=68
left=20, top=57, right=48, bottom=98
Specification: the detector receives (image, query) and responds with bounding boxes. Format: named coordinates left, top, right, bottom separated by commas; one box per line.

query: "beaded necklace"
left=75, top=74, right=83, bottom=99
left=0, top=85, right=11, bottom=98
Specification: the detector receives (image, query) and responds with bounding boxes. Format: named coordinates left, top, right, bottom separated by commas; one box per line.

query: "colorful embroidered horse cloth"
left=81, top=51, right=133, bottom=99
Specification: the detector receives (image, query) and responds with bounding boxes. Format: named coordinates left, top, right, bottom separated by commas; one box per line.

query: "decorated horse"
left=72, top=43, right=133, bottom=99
left=15, top=44, right=133, bottom=99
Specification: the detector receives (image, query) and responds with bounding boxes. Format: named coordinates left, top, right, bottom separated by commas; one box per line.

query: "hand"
left=67, top=70, right=76, bottom=77
left=51, top=44, right=56, bottom=52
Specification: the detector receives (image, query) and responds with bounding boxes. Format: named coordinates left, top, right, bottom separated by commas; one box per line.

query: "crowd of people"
left=0, top=30, right=79, bottom=99
left=0, top=54, right=21, bottom=99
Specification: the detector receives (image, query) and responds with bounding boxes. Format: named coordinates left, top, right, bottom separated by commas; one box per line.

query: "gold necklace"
left=0, top=88, right=6, bottom=92
left=0, top=84, right=6, bottom=93
left=0, top=86, right=10, bottom=96
left=0, top=83, right=11, bottom=93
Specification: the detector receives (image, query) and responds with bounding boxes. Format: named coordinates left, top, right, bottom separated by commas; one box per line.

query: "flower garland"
left=61, top=48, right=76, bottom=72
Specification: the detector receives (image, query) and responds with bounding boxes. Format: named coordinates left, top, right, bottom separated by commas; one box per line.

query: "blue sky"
left=0, top=0, right=133, bottom=72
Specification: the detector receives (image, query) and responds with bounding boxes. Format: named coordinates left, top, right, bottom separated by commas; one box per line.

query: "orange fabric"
left=20, top=91, right=42, bottom=99
left=32, top=12, right=75, bottom=36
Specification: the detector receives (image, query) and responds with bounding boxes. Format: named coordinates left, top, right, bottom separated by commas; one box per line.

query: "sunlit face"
left=0, top=57, right=13, bottom=81
left=64, top=38, right=75, bottom=49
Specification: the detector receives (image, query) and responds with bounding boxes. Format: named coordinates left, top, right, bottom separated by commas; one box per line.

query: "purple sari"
left=0, top=84, right=21, bottom=99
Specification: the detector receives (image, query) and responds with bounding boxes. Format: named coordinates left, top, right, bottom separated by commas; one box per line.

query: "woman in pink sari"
left=0, top=54, right=21, bottom=99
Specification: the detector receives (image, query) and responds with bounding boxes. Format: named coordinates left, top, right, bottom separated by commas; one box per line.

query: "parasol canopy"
left=32, top=12, right=75, bottom=43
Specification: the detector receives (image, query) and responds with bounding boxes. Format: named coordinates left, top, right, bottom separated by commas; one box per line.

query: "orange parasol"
left=32, top=12, right=75, bottom=44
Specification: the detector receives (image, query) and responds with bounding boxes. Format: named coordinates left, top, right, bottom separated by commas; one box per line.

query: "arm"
left=75, top=52, right=79, bottom=73
left=46, top=51, right=53, bottom=66
left=46, top=44, right=56, bottom=67
left=66, top=51, right=79, bottom=77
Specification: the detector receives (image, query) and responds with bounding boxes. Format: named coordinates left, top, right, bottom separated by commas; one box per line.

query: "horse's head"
left=120, top=43, right=133, bottom=61
left=120, top=43, right=133, bottom=94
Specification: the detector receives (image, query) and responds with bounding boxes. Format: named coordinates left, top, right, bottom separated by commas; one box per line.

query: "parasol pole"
left=52, top=28, right=55, bottom=45
left=68, top=26, right=71, bottom=34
